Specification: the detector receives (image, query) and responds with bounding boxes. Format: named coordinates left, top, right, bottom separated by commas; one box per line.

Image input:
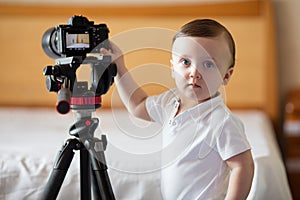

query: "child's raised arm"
left=100, top=42, right=151, bottom=121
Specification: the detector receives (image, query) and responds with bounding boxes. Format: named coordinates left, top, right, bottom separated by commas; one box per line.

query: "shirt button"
left=172, top=121, right=177, bottom=126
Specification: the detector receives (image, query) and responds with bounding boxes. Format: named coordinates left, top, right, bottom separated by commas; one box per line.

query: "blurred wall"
left=0, top=0, right=299, bottom=97
left=0, top=1, right=276, bottom=110
left=274, top=0, right=300, bottom=96
left=0, top=0, right=293, bottom=120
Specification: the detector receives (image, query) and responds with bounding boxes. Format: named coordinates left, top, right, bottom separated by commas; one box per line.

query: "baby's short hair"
left=173, top=19, right=236, bottom=68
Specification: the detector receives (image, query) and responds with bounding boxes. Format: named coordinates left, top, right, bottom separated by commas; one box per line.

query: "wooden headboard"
left=0, top=0, right=278, bottom=122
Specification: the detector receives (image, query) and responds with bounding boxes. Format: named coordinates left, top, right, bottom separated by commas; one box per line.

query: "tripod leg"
left=91, top=167, right=102, bottom=200
left=41, top=139, right=79, bottom=200
left=80, top=148, right=92, bottom=200
left=90, top=151, right=115, bottom=200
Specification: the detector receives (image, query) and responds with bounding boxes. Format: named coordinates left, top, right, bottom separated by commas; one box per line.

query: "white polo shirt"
left=146, top=88, right=251, bottom=200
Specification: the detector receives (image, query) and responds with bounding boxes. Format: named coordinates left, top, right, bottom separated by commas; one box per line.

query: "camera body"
left=42, top=16, right=117, bottom=114
left=42, top=15, right=109, bottom=58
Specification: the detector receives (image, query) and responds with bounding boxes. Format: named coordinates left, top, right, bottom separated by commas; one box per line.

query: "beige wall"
left=0, top=0, right=298, bottom=98
left=0, top=0, right=280, bottom=121
left=0, top=0, right=250, bottom=5
left=274, top=0, right=300, bottom=96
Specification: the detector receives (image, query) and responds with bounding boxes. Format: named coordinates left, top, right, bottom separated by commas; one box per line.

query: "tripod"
left=41, top=109, right=115, bottom=200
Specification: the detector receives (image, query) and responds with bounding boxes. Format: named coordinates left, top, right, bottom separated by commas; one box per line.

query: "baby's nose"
left=189, top=67, right=201, bottom=79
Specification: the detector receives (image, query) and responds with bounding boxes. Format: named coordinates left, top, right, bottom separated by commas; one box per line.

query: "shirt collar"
left=171, top=90, right=223, bottom=122
left=189, top=92, right=223, bottom=121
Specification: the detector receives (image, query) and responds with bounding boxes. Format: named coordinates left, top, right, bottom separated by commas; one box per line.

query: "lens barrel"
left=42, top=27, right=61, bottom=59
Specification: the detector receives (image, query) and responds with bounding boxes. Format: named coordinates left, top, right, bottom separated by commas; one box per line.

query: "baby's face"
left=171, top=35, right=233, bottom=103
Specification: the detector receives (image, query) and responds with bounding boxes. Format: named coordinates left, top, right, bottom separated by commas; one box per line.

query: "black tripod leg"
left=80, top=148, right=92, bottom=200
left=41, top=139, right=79, bottom=200
left=90, top=151, right=115, bottom=200
left=91, top=166, right=102, bottom=200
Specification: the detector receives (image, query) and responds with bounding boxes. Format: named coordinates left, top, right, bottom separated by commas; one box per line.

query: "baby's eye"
left=180, top=58, right=191, bottom=66
left=203, top=60, right=215, bottom=69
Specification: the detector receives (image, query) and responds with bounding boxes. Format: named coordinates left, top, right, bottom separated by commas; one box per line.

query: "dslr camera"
left=42, top=15, right=109, bottom=58
left=42, top=16, right=117, bottom=114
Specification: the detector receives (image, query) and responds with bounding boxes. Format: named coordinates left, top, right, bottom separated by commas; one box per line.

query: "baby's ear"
left=170, top=59, right=175, bottom=78
left=223, top=68, right=234, bottom=85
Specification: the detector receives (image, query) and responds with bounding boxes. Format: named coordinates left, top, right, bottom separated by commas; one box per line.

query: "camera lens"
left=42, top=27, right=61, bottom=59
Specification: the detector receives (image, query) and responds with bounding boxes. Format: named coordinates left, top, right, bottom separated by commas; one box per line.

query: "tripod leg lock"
left=53, top=138, right=81, bottom=169
left=82, top=135, right=107, bottom=152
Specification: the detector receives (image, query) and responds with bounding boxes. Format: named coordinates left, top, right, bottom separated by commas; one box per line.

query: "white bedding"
left=0, top=108, right=292, bottom=200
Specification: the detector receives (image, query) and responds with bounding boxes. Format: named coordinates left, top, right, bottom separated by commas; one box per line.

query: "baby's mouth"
left=188, top=83, right=201, bottom=88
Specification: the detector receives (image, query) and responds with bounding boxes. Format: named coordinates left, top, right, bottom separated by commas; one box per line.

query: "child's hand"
left=100, top=41, right=125, bottom=70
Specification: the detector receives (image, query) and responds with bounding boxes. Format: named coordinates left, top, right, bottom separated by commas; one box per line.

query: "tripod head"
left=43, top=55, right=116, bottom=114
left=42, top=16, right=117, bottom=114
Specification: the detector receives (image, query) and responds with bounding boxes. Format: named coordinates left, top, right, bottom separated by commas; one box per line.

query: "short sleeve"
left=216, top=115, right=251, bottom=161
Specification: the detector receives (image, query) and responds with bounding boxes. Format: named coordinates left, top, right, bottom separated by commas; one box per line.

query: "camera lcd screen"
left=66, top=32, right=90, bottom=50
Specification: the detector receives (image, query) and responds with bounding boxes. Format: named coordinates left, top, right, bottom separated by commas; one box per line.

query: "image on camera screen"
left=66, top=33, right=90, bottom=49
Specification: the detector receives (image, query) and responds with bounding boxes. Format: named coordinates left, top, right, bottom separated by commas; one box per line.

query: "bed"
left=0, top=108, right=292, bottom=200
left=0, top=0, right=293, bottom=199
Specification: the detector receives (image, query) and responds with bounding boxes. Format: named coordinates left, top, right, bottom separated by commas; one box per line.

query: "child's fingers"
left=100, top=47, right=111, bottom=55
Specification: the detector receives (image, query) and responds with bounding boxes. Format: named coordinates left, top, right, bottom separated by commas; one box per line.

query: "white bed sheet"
left=0, top=108, right=292, bottom=200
